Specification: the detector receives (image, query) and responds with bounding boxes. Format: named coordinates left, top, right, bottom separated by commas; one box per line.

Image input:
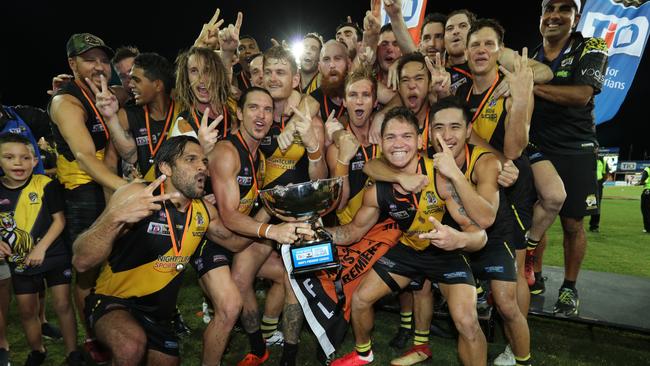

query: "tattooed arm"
left=325, top=185, right=381, bottom=245
left=439, top=176, right=487, bottom=252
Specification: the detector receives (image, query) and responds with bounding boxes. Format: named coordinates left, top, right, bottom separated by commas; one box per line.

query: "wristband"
left=308, top=149, right=322, bottom=161
left=258, top=223, right=269, bottom=238
left=264, top=224, right=273, bottom=239
left=335, top=161, right=349, bottom=177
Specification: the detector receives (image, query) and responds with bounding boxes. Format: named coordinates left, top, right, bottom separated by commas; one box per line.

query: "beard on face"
left=171, top=171, right=205, bottom=199
left=321, top=70, right=346, bottom=99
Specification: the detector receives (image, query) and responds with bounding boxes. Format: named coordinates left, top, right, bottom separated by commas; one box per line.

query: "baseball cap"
left=66, top=33, right=114, bottom=58
left=542, top=0, right=581, bottom=13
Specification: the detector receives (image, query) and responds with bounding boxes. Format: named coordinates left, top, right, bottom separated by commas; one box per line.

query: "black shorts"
left=373, top=243, right=474, bottom=291
left=63, top=183, right=105, bottom=250
left=11, top=264, right=72, bottom=295
left=505, top=156, right=537, bottom=250
left=191, top=239, right=233, bottom=278
left=86, top=293, right=179, bottom=357
left=468, top=240, right=517, bottom=282
left=546, top=153, right=599, bottom=219
left=526, top=143, right=549, bottom=165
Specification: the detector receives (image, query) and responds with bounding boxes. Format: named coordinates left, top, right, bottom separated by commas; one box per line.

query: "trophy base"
left=289, top=239, right=339, bottom=275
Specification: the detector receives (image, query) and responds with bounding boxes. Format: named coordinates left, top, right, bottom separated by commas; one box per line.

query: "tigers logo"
left=28, top=192, right=38, bottom=203
left=196, top=212, right=205, bottom=226
left=425, top=191, right=437, bottom=206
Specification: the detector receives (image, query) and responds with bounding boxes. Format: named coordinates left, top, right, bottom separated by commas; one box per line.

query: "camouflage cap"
left=66, top=33, right=114, bottom=58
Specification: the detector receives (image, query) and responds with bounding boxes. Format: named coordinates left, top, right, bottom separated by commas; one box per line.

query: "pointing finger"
left=145, top=174, right=167, bottom=194
left=85, top=77, right=101, bottom=95
left=435, top=133, right=451, bottom=153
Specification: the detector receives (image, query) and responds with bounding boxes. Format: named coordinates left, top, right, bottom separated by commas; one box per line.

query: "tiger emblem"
left=0, top=211, right=34, bottom=272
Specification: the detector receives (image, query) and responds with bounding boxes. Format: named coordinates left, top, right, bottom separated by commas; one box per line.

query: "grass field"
left=4, top=186, right=650, bottom=365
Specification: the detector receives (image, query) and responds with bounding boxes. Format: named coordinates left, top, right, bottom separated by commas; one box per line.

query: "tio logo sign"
left=381, top=0, right=424, bottom=28
left=582, top=12, right=649, bottom=56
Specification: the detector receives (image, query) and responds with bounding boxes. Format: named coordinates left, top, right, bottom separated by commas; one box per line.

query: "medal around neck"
left=259, top=177, right=343, bottom=274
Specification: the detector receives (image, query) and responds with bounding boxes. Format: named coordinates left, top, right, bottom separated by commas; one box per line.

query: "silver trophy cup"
left=259, top=177, right=343, bottom=274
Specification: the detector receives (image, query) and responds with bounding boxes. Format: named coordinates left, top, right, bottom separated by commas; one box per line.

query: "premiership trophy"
left=259, top=177, right=343, bottom=274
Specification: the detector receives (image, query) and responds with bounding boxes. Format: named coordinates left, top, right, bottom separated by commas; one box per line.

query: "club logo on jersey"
left=28, top=192, right=38, bottom=203
left=196, top=212, right=205, bottom=226
left=425, top=191, right=437, bottom=206
left=585, top=194, right=598, bottom=210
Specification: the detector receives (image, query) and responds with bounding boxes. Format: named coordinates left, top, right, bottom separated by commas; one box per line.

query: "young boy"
left=0, top=134, right=82, bottom=366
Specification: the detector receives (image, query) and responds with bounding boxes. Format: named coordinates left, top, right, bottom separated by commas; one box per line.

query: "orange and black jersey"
left=94, top=195, right=209, bottom=320
left=301, top=73, right=320, bottom=95
left=458, top=72, right=507, bottom=153
left=48, top=80, right=109, bottom=190
left=125, top=101, right=181, bottom=182
left=310, top=87, right=346, bottom=121
left=259, top=119, right=310, bottom=189
left=337, top=143, right=378, bottom=225
left=375, top=156, right=458, bottom=252
left=225, top=132, right=265, bottom=215
left=448, top=62, right=472, bottom=96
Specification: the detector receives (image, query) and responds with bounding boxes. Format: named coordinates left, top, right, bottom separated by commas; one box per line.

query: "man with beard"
left=73, top=136, right=314, bottom=366
left=94, top=52, right=180, bottom=182
left=232, top=45, right=327, bottom=366
left=198, top=87, right=305, bottom=365
left=336, top=21, right=363, bottom=60
left=310, top=40, right=351, bottom=122
left=299, top=33, right=324, bottom=94
left=328, top=107, right=488, bottom=366
left=48, top=33, right=129, bottom=363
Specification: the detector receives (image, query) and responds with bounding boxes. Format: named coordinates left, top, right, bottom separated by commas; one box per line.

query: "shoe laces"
left=558, top=288, right=576, bottom=305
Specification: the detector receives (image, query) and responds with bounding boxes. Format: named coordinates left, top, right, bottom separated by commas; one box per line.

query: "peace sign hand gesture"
left=111, top=175, right=181, bottom=225
left=499, top=47, right=533, bottom=103
left=197, top=107, right=224, bottom=155
left=426, top=54, right=451, bottom=97
left=87, top=75, right=118, bottom=120
left=195, top=8, right=225, bottom=49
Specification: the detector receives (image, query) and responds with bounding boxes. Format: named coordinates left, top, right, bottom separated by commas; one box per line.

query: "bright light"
left=291, top=40, right=304, bottom=64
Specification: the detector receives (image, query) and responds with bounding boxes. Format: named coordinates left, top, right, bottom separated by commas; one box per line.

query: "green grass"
left=4, top=186, right=650, bottom=365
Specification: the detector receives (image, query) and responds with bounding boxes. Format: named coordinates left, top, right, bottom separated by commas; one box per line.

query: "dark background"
left=1, top=0, right=648, bottom=159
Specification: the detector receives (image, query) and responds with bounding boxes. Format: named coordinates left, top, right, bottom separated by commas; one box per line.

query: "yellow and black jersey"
left=259, top=119, right=310, bottom=189
left=375, top=156, right=457, bottom=251
left=301, top=73, right=320, bottom=95
left=0, top=175, right=67, bottom=274
left=460, top=72, right=507, bottom=153
left=49, top=80, right=109, bottom=190
left=461, top=144, right=513, bottom=246
left=94, top=196, right=209, bottom=319
left=226, top=131, right=265, bottom=215
left=337, top=143, right=379, bottom=225
left=125, top=100, right=182, bottom=182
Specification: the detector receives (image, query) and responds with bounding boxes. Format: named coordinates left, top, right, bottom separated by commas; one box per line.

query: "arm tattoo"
left=282, top=303, right=304, bottom=344
left=329, top=226, right=352, bottom=245
left=446, top=181, right=481, bottom=228
left=241, top=309, right=260, bottom=333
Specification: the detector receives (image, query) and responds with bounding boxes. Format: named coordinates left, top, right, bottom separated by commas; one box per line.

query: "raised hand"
left=87, top=75, right=119, bottom=120
left=219, top=12, right=242, bottom=54
left=111, top=175, right=181, bottom=224
left=337, top=131, right=361, bottom=164
left=357, top=46, right=376, bottom=67
left=431, top=134, right=463, bottom=180
left=497, top=159, right=519, bottom=188
left=267, top=222, right=315, bottom=244
left=383, top=0, right=402, bottom=18
left=499, top=47, right=533, bottom=103
left=195, top=7, right=225, bottom=49
left=426, top=54, right=451, bottom=97
left=418, top=216, right=463, bottom=251
left=197, top=107, right=224, bottom=154
left=324, top=110, right=344, bottom=142
left=291, top=104, right=318, bottom=151
left=47, top=74, right=73, bottom=96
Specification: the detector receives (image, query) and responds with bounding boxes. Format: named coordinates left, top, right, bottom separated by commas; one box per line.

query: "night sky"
left=2, top=0, right=648, bottom=159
